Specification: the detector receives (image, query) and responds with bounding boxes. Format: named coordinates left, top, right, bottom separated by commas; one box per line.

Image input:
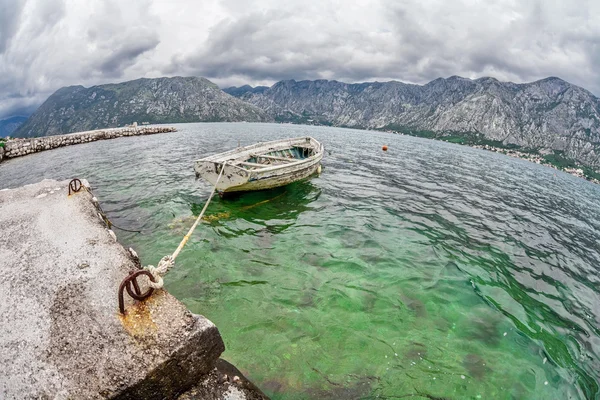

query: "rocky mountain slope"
left=0, top=116, right=27, bottom=137
left=227, top=77, right=600, bottom=167
left=15, top=77, right=271, bottom=137
left=223, top=85, right=269, bottom=97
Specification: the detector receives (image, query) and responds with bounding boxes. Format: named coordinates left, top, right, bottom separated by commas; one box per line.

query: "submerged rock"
left=462, top=353, right=490, bottom=380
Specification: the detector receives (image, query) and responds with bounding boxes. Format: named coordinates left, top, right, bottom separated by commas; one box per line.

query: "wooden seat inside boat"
left=254, top=154, right=295, bottom=162
left=236, top=144, right=318, bottom=170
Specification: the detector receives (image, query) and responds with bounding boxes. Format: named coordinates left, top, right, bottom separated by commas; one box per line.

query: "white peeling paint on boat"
left=194, top=137, right=324, bottom=193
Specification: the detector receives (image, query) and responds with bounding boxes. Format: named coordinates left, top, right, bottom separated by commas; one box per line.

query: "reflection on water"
left=198, top=181, right=322, bottom=234
left=1, top=122, right=599, bottom=399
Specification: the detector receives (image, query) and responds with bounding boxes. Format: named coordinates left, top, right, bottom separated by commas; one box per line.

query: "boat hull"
left=224, top=156, right=322, bottom=193
left=194, top=137, right=324, bottom=193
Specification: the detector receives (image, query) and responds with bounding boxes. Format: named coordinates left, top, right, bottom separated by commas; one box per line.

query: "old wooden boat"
left=194, top=137, right=324, bottom=194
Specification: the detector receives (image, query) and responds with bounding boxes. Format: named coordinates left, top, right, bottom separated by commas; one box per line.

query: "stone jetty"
left=0, top=179, right=268, bottom=399
left=0, top=125, right=176, bottom=162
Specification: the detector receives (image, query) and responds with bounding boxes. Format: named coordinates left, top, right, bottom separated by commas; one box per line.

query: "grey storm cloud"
left=0, top=0, right=160, bottom=119
left=173, top=0, right=600, bottom=91
left=99, top=35, right=160, bottom=74
left=0, top=0, right=599, bottom=119
left=0, top=0, right=26, bottom=53
left=166, top=7, right=397, bottom=83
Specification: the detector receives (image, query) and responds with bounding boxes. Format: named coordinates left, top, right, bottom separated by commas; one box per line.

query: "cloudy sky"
left=0, top=0, right=598, bottom=119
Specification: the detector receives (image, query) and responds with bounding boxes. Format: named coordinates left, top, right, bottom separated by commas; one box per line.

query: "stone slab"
left=0, top=179, right=225, bottom=399
left=178, top=359, right=270, bottom=400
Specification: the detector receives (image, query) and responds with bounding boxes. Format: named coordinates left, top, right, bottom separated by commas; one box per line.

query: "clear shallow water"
left=1, top=123, right=599, bottom=399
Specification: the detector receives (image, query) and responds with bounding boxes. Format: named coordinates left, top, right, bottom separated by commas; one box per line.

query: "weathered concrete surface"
left=179, top=359, right=269, bottom=400
left=0, top=179, right=225, bottom=399
left=1, top=125, right=176, bottom=162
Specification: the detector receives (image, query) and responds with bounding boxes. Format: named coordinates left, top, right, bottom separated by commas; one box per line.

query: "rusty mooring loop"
left=118, top=270, right=156, bottom=314
left=68, top=178, right=83, bottom=195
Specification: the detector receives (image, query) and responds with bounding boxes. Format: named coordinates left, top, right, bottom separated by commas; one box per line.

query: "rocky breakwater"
left=1, top=125, right=176, bottom=161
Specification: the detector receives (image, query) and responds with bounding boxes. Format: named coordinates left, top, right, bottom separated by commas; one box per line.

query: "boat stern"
left=194, top=160, right=250, bottom=191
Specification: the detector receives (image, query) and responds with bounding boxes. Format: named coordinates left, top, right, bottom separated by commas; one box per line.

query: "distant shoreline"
left=3, top=120, right=598, bottom=186
left=372, top=127, right=600, bottom=186
left=282, top=121, right=600, bottom=185
left=470, top=144, right=600, bottom=185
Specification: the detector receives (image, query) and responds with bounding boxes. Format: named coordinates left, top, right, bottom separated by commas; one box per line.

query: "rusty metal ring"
left=125, top=279, right=153, bottom=301
left=130, top=276, right=142, bottom=295
left=118, top=270, right=156, bottom=314
left=68, top=178, right=83, bottom=195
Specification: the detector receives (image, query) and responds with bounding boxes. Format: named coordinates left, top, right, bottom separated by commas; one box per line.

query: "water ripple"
left=1, top=123, right=599, bottom=399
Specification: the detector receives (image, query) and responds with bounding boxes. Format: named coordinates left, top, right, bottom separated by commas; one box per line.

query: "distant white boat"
left=194, top=137, right=324, bottom=194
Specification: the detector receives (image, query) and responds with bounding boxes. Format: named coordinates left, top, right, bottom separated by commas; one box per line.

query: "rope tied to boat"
left=142, top=163, right=227, bottom=289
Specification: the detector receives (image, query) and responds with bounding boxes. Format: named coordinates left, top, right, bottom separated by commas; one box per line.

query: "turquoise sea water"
left=1, top=123, right=599, bottom=399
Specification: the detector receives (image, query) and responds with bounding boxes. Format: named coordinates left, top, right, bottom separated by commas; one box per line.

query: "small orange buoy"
left=382, top=145, right=388, bottom=151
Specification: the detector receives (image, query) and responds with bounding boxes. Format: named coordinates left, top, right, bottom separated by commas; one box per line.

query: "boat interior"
left=238, top=146, right=316, bottom=170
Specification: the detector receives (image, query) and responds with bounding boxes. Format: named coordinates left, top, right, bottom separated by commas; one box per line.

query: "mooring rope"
left=70, top=178, right=143, bottom=233
left=145, top=164, right=227, bottom=289
left=82, top=185, right=144, bottom=233
left=96, top=204, right=143, bottom=233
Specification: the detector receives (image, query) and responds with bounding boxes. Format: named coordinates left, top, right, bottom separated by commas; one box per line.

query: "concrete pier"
left=0, top=179, right=268, bottom=399
left=1, top=125, right=176, bottom=162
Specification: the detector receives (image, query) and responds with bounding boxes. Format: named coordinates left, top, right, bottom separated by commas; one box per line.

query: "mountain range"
left=15, top=77, right=270, bottom=137
left=225, top=77, right=600, bottom=168
left=12, top=75, right=600, bottom=168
